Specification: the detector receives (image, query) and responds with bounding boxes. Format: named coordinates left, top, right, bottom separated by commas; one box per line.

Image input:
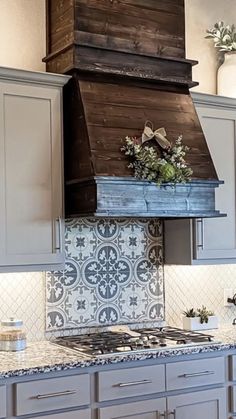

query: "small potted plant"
left=183, top=306, right=218, bottom=331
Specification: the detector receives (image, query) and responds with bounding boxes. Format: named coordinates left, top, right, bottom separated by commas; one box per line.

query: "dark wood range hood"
left=44, top=0, right=223, bottom=218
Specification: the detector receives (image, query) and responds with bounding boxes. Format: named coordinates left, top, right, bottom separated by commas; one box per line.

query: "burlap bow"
left=141, top=121, right=171, bottom=149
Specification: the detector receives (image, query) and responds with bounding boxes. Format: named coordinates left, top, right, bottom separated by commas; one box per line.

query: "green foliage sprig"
left=121, top=135, right=192, bottom=185
left=205, top=21, right=236, bottom=51
left=183, top=306, right=215, bottom=324
left=183, top=308, right=197, bottom=318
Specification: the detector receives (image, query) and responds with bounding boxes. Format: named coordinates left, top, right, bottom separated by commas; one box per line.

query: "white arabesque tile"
left=165, top=264, right=236, bottom=327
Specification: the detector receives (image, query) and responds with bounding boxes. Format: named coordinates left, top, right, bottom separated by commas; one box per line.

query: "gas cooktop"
left=54, top=326, right=218, bottom=358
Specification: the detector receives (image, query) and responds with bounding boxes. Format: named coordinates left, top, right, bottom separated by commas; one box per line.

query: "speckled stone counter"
left=1, top=325, right=236, bottom=379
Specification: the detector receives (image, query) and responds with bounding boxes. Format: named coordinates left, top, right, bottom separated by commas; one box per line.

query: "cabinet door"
left=0, top=81, right=64, bottom=270
left=99, top=399, right=166, bottom=419
left=167, top=388, right=226, bottom=419
left=164, top=94, right=236, bottom=265
left=193, top=104, right=236, bottom=261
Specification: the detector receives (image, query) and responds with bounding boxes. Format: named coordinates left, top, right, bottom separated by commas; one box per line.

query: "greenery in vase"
left=205, top=21, right=236, bottom=51
left=183, top=306, right=215, bottom=324
left=121, top=135, right=192, bottom=185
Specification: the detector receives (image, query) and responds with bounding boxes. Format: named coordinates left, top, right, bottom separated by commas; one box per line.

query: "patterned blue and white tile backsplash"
left=46, top=218, right=164, bottom=331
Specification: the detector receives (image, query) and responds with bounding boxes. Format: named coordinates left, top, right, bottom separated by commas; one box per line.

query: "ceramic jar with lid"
left=0, top=318, right=26, bottom=351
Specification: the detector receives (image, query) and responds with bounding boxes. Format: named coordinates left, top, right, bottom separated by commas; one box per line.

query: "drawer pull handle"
left=35, top=390, right=77, bottom=399
left=115, top=379, right=152, bottom=388
left=178, top=370, right=215, bottom=378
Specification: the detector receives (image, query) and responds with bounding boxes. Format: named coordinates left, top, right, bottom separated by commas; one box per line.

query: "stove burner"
left=55, top=326, right=217, bottom=358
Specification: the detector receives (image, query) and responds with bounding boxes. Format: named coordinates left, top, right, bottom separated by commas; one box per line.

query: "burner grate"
left=54, top=326, right=216, bottom=357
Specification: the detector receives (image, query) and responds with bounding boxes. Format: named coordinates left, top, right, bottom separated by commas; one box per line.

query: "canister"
left=0, top=318, right=26, bottom=351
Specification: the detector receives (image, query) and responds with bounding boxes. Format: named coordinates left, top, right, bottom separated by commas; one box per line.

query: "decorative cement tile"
left=46, top=218, right=164, bottom=330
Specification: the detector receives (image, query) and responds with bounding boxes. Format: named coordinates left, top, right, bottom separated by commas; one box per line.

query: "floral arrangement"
left=121, top=123, right=192, bottom=185
left=183, top=306, right=215, bottom=324
left=205, top=21, right=236, bottom=51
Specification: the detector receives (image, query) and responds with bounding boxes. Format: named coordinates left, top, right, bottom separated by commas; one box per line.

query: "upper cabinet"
left=165, top=92, right=236, bottom=265
left=0, top=67, right=70, bottom=272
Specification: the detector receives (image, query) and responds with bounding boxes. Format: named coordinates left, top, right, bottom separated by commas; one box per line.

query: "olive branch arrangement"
left=205, top=21, right=236, bottom=51
left=121, top=122, right=193, bottom=185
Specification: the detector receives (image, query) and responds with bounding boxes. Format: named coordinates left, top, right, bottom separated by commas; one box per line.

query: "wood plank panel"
left=46, top=0, right=186, bottom=65
left=47, top=0, right=74, bottom=53
left=78, top=79, right=217, bottom=179
left=75, top=0, right=185, bottom=58
left=74, top=30, right=184, bottom=59
left=73, top=46, right=195, bottom=86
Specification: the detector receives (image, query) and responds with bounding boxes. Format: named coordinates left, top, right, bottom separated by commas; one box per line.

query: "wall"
left=0, top=0, right=236, bottom=342
left=185, top=0, right=236, bottom=94
left=0, top=0, right=46, bottom=71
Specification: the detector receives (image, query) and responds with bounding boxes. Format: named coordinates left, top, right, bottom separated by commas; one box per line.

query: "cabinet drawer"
left=15, top=374, right=90, bottom=416
left=166, top=357, right=225, bottom=391
left=0, top=385, right=6, bottom=418
left=98, top=365, right=165, bottom=401
left=36, top=408, right=91, bottom=419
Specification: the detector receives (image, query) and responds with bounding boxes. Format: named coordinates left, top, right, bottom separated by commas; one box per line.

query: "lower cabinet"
left=0, top=354, right=230, bottom=419
left=168, top=388, right=226, bottom=419
left=99, top=388, right=226, bottom=419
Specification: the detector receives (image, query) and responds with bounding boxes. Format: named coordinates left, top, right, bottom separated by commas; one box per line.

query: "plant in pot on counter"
left=183, top=306, right=218, bottom=331
left=121, top=121, right=193, bottom=185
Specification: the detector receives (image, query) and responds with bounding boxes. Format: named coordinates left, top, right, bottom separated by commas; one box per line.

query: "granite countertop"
left=1, top=325, right=236, bottom=379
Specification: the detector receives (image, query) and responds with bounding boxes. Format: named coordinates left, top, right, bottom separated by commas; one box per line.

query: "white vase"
left=217, top=51, right=236, bottom=97
left=182, top=316, right=219, bottom=331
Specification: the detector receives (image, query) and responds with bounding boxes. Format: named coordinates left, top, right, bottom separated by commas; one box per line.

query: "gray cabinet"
left=165, top=92, right=236, bottom=265
left=99, top=387, right=226, bottom=419
left=168, top=388, right=226, bottom=419
left=98, top=356, right=227, bottom=419
left=0, top=353, right=229, bottom=419
left=0, top=67, right=69, bottom=271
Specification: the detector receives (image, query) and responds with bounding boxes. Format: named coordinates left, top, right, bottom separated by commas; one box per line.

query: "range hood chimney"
left=44, top=0, right=223, bottom=218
